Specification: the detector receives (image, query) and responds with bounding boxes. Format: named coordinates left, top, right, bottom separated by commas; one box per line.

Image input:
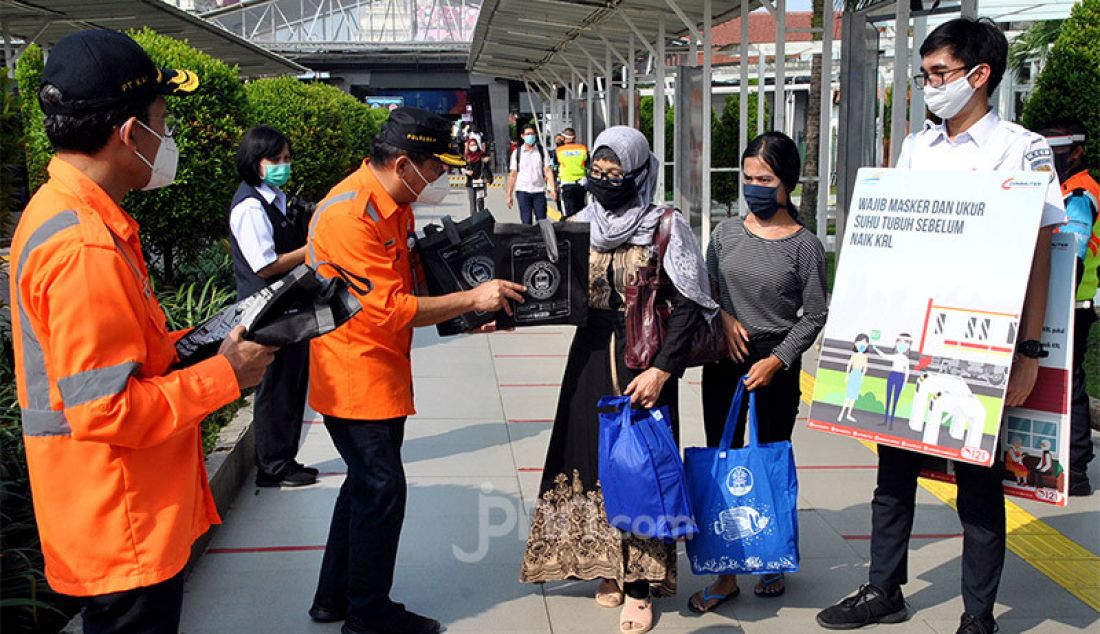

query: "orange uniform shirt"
left=307, top=161, right=421, bottom=420
left=9, top=158, right=240, bottom=596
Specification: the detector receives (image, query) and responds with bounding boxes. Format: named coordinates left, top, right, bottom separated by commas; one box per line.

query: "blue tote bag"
left=597, top=396, right=697, bottom=541
left=684, top=379, right=799, bottom=575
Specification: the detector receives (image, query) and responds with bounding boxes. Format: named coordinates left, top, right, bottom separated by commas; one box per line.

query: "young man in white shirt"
left=817, top=18, right=1064, bottom=634
left=506, top=124, right=557, bottom=224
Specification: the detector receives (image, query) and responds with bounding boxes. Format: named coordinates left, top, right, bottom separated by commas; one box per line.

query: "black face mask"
left=586, top=166, right=644, bottom=210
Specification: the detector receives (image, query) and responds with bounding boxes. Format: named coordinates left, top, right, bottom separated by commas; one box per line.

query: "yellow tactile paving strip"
left=800, top=369, right=1100, bottom=612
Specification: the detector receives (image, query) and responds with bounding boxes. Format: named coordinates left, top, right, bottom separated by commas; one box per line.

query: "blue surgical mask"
left=897, top=342, right=909, bottom=353
left=523, top=134, right=537, bottom=146
left=856, top=342, right=868, bottom=353
left=743, top=184, right=782, bottom=219
left=262, top=162, right=291, bottom=188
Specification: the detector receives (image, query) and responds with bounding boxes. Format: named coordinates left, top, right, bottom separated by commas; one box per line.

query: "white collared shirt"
left=510, top=144, right=553, bottom=194
left=229, top=182, right=288, bottom=273
left=896, top=110, right=1066, bottom=227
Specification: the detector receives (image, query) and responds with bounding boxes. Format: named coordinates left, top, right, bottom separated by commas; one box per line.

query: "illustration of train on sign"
left=914, top=299, right=1017, bottom=387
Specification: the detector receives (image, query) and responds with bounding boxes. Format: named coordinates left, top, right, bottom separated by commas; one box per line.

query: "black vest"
left=228, top=182, right=307, bottom=299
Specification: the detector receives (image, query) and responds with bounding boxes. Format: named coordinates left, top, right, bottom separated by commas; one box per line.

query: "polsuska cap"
left=40, top=30, right=199, bottom=116
left=378, top=107, right=465, bottom=167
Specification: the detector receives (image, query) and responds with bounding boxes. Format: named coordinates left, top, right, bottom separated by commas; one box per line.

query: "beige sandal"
left=619, top=596, right=653, bottom=634
left=596, top=579, right=624, bottom=608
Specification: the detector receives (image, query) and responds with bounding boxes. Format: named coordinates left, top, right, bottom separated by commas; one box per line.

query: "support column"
left=628, top=35, right=636, bottom=127
left=587, top=60, right=595, bottom=146
left=739, top=0, right=749, bottom=216
left=775, top=0, right=787, bottom=133
left=605, top=48, right=614, bottom=127
left=817, top=0, right=835, bottom=244
left=655, top=16, right=666, bottom=202
left=909, top=15, right=927, bottom=131
left=758, top=47, right=766, bottom=136
left=702, top=0, right=713, bottom=245
left=890, top=0, right=910, bottom=166
left=961, top=0, right=978, bottom=19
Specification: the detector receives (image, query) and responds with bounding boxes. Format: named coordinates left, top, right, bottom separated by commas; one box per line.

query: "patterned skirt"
left=520, top=310, right=679, bottom=592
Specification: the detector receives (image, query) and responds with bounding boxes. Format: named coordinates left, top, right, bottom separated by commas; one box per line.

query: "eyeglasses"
left=588, top=167, right=626, bottom=185
left=148, top=113, right=178, bottom=137
left=912, top=66, right=969, bottom=90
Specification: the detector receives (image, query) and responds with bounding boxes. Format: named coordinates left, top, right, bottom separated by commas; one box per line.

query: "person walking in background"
left=306, top=107, right=524, bottom=634
left=556, top=127, right=590, bottom=217
left=462, top=136, right=493, bottom=216
left=1039, top=119, right=1098, bottom=497
left=10, top=30, right=274, bottom=632
left=506, top=123, right=556, bottom=223
left=522, top=126, right=717, bottom=634
left=688, top=131, right=828, bottom=613
left=817, top=19, right=1064, bottom=634
left=229, top=125, right=317, bottom=488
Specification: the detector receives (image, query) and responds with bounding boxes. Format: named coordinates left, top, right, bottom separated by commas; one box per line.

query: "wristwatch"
left=1016, top=339, right=1048, bottom=359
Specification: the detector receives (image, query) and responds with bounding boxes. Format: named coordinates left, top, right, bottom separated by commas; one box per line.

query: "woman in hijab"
left=462, top=137, right=492, bottom=216
left=521, top=126, right=718, bottom=634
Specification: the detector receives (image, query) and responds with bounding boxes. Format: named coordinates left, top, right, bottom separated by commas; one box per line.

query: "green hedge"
left=12, top=46, right=49, bottom=194
left=245, top=78, right=388, bottom=202
left=1021, top=0, right=1100, bottom=176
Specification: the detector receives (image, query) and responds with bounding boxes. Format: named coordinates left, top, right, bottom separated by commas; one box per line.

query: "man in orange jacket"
left=306, top=108, right=524, bottom=634
left=9, top=30, right=275, bottom=633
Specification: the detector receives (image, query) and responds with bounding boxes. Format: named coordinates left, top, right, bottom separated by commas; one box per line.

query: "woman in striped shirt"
left=689, top=131, right=829, bottom=613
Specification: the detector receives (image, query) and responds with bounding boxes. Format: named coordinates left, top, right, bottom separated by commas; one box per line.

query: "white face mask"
left=923, top=66, right=979, bottom=121
left=130, top=119, right=179, bottom=191
left=401, top=160, right=450, bottom=206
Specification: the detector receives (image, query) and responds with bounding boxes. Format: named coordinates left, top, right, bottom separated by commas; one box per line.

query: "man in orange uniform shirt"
left=9, top=31, right=274, bottom=633
left=306, top=108, right=525, bottom=634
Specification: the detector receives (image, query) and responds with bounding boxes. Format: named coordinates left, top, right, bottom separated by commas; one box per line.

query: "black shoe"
left=295, top=461, right=320, bottom=477
left=816, top=584, right=908, bottom=630
left=309, top=604, right=346, bottom=623
left=955, top=612, right=997, bottom=634
left=342, top=610, right=441, bottom=634
left=1069, top=469, right=1092, bottom=497
left=255, top=465, right=318, bottom=488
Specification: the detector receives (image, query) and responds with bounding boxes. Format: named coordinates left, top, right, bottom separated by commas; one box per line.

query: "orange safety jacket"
left=306, top=161, right=422, bottom=420
left=9, top=158, right=240, bottom=597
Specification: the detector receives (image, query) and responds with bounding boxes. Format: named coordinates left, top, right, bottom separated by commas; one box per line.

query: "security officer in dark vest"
left=228, top=125, right=317, bottom=487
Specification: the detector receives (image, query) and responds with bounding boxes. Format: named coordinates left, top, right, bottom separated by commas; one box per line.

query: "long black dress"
left=520, top=242, right=702, bottom=592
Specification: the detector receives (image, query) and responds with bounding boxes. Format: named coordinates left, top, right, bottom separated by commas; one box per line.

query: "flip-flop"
left=687, top=584, right=741, bottom=614
left=754, top=573, right=786, bottom=598
left=596, top=579, right=624, bottom=608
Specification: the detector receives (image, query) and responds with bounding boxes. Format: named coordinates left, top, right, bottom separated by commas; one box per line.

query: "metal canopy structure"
left=0, top=0, right=306, bottom=76
left=468, top=0, right=751, bottom=81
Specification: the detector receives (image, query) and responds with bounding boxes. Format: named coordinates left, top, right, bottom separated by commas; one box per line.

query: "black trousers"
left=78, top=570, right=184, bottom=634
left=516, top=191, right=548, bottom=225
left=560, top=183, right=587, bottom=217
left=701, top=339, right=803, bottom=449
left=1070, top=307, right=1097, bottom=472
left=314, top=416, right=408, bottom=622
left=252, top=340, right=310, bottom=478
left=869, top=445, right=1005, bottom=618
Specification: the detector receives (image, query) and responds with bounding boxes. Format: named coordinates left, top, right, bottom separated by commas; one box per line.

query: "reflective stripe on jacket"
left=10, top=158, right=240, bottom=596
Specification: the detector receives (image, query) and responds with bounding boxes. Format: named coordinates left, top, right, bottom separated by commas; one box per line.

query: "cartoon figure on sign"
left=837, top=334, right=870, bottom=423
left=714, top=507, right=770, bottom=542
left=908, top=372, right=986, bottom=447
left=1005, top=436, right=1029, bottom=485
left=1035, top=440, right=1055, bottom=482
left=872, top=333, right=912, bottom=430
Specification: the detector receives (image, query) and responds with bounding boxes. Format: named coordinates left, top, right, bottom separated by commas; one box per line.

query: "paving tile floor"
left=180, top=188, right=1099, bottom=633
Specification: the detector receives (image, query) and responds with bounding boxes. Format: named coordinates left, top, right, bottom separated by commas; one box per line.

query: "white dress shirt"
left=229, top=182, right=287, bottom=273
left=510, top=144, right=554, bottom=194
left=896, top=110, right=1066, bottom=228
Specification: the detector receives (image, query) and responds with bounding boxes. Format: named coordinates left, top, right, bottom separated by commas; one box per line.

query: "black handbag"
left=493, top=218, right=589, bottom=328
left=415, top=210, right=497, bottom=336
left=174, top=262, right=370, bottom=367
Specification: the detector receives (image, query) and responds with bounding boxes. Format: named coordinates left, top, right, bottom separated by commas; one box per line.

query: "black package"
left=494, top=219, right=589, bottom=328
left=174, top=263, right=370, bottom=367
left=416, top=210, right=497, bottom=336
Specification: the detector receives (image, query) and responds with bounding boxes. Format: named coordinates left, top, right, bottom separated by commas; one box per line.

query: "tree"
left=1009, top=20, right=1063, bottom=80
left=712, top=93, right=766, bottom=212
left=801, top=0, right=827, bottom=232
left=1021, top=0, right=1100, bottom=177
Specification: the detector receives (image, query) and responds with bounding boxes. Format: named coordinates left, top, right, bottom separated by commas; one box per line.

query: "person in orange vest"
left=305, top=107, right=525, bottom=634
left=1041, top=119, right=1099, bottom=496
left=9, top=30, right=276, bottom=633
